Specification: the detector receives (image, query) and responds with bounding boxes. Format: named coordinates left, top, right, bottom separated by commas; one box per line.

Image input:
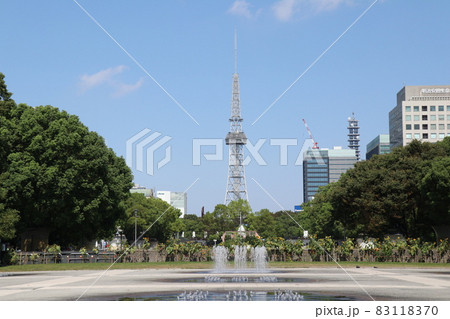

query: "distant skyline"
left=2, top=0, right=450, bottom=214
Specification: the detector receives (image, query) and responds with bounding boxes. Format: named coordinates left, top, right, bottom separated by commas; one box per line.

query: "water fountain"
left=234, top=245, right=248, bottom=270
left=251, top=246, right=267, bottom=272
left=211, top=246, right=228, bottom=272
left=212, top=245, right=267, bottom=272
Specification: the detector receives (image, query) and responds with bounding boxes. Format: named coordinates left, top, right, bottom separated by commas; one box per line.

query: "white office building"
left=156, top=191, right=187, bottom=218
left=389, top=85, right=450, bottom=149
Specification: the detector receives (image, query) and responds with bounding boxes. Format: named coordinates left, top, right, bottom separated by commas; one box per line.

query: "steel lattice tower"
left=225, top=32, right=248, bottom=204
left=347, top=113, right=360, bottom=161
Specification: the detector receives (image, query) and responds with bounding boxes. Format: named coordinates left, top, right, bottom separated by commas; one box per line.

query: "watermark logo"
left=126, top=128, right=172, bottom=176
left=192, top=137, right=326, bottom=167
left=127, top=129, right=327, bottom=176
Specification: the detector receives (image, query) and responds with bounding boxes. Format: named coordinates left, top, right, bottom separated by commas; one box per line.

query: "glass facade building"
left=303, top=147, right=356, bottom=202
left=366, top=134, right=391, bottom=160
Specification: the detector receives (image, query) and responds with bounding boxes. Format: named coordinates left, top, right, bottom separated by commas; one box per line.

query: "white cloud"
left=272, top=0, right=352, bottom=21
left=112, top=77, right=145, bottom=97
left=79, top=65, right=126, bottom=92
left=272, top=0, right=298, bottom=22
left=228, top=0, right=260, bottom=19
left=313, top=0, right=351, bottom=12
left=79, top=65, right=143, bottom=97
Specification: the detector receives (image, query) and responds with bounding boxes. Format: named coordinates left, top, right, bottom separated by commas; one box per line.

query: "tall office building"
left=366, top=134, right=391, bottom=160
left=389, top=85, right=450, bottom=149
left=156, top=191, right=187, bottom=218
left=303, top=147, right=357, bottom=202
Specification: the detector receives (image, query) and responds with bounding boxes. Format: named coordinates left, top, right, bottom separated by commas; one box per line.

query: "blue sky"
left=2, top=0, right=450, bottom=215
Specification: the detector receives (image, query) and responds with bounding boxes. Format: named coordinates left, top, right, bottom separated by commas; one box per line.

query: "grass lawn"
left=1, top=261, right=449, bottom=272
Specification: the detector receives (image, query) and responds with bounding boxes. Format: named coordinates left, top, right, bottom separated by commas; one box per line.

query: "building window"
left=414, top=124, right=420, bottom=130
left=423, top=133, right=428, bottom=139
left=422, top=124, right=428, bottom=130
left=431, top=133, right=437, bottom=139
left=448, top=124, right=450, bottom=130
left=439, top=124, right=445, bottom=130
left=439, top=115, right=445, bottom=121
left=405, top=106, right=411, bottom=112
left=439, top=133, right=445, bottom=139
left=405, top=124, right=411, bottom=130
left=405, top=115, right=411, bottom=121
left=431, top=115, right=436, bottom=120
left=422, top=106, right=427, bottom=111
left=422, top=115, right=428, bottom=120
left=414, top=106, right=419, bottom=112
left=447, top=115, right=450, bottom=120
left=430, top=105, right=436, bottom=111
left=414, top=133, right=420, bottom=139
left=431, top=124, right=436, bottom=130
left=447, top=105, right=450, bottom=112
left=439, top=105, right=444, bottom=111
left=406, top=133, right=412, bottom=139
left=414, top=115, right=420, bottom=121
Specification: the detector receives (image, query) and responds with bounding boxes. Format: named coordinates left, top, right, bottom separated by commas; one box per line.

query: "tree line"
left=2, top=71, right=449, bottom=251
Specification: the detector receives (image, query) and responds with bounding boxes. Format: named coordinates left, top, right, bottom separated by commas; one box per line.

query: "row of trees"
left=300, top=138, right=450, bottom=240
left=181, top=199, right=303, bottom=241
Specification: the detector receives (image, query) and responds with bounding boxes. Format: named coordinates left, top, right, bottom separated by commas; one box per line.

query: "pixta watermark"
left=126, top=129, right=325, bottom=176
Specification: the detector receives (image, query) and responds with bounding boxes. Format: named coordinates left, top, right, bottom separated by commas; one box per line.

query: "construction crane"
left=302, top=119, right=319, bottom=149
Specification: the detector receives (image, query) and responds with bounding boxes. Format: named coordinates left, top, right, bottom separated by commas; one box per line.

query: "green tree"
left=227, top=199, right=252, bottom=227
left=205, top=204, right=234, bottom=232
left=420, top=155, right=450, bottom=227
left=301, top=184, right=342, bottom=237
left=0, top=180, right=20, bottom=241
left=247, top=208, right=277, bottom=239
left=0, top=74, right=133, bottom=246
left=0, top=73, right=13, bottom=101
left=273, top=210, right=303, bottom=239
left=119, top=193, right=181, bottom=243
left=181, top=214, right=204, bottom=238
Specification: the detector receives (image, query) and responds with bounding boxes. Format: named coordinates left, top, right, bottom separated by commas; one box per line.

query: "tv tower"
left=225, top=31, right=248, bottom=204
left=347, top=113, right=360, bottom=161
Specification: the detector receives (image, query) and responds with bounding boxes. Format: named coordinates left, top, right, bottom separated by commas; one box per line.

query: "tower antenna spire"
left=234, top=28, right=237, bottom=74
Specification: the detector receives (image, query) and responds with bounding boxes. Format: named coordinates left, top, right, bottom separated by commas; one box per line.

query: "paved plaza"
left=1, top=267, right=450, bottom=301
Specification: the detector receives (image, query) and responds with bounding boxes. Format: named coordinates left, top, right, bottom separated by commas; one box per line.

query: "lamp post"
left=134, top=209, right=138, bottom=246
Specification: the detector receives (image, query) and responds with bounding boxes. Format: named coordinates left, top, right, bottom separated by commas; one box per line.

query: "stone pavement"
left=1, top=267, right=450, bottom=301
